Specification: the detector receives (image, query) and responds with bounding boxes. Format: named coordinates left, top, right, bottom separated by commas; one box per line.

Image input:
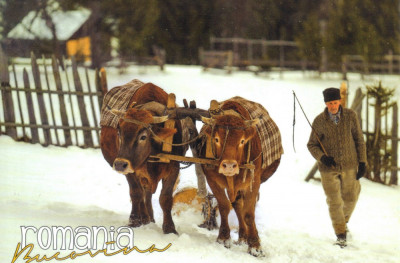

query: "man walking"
left=307, top=87, right=367, bottom=248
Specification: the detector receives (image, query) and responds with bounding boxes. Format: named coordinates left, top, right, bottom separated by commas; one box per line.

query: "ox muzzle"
left=219, top=159, right=240, bottom=176
left=113, top=158, right=135, bottom=174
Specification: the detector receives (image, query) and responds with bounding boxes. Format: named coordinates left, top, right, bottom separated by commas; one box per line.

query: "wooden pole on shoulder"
left=340, top=81, right=348, bottom=108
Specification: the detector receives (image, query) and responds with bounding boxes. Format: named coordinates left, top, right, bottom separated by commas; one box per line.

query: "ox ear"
left=244, top=118, right=259, bottom=142
left=244, top=118, right=260, bottom=127
left=244, top=126, right=257, bottom=142
left=244, top=127, right=257, bottom=143
left=110, top=109, right=126, bottom=117
left=152, top=127, right=177, bottom=143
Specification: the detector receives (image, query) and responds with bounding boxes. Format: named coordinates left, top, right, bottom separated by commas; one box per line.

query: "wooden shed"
left=3, top=7, right=110, bottom=68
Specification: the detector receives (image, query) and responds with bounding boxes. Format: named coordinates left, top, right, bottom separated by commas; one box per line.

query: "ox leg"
left=144, top=189, right=155, bottom=223
left=138, top=193, right=154, bottom=225
left=243, top=183, right=264, bottom=257
left=159, top=164, right=179, bottom=235
left=126, top=174, right=146, bottom=227
left=207, top=179, right=232, bottom=248
left=232, top=192, right=248, bottom=245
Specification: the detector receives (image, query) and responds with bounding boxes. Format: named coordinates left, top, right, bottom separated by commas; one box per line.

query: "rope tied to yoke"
left=203, top=114, right=262, bottom=192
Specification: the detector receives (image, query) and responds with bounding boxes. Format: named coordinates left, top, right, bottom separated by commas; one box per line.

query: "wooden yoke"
left=162, top=93, right=176, bottom=152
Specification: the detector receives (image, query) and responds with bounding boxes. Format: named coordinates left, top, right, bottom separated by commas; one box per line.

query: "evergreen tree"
left=296, top=0, right=400, bottom=68
left=295, top=13, right=322, bottom=63
left=157, top=0, right=213, bottom=64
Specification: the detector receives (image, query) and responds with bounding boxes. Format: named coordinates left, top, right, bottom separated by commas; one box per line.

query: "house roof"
left=7, top=8, right=92, bottom=41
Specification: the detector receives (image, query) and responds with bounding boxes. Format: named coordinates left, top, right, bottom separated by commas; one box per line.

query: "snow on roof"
left=7, top=8, right=92, bottom=41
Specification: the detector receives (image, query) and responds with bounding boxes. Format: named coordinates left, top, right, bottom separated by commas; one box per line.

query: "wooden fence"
left=342, top=52, right=400, bottom=79
left=0, top=47, right=107, bottom=148
left=365, top=92, right=399, bottom=185
left=200, top=37, right=317, bottom=73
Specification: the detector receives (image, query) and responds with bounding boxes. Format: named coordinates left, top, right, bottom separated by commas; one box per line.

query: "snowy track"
left=1, top=66, right=399, bottom=263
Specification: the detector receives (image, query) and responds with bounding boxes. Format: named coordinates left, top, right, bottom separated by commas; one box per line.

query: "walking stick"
left=293, top=91, right=329, bottom=156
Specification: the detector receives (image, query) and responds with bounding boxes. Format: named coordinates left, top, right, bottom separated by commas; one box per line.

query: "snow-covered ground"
left=1, top=65, right=399, bottom=263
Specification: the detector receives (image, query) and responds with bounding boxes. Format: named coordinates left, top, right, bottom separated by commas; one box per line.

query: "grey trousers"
left=320, top=169, right=361, bottom=235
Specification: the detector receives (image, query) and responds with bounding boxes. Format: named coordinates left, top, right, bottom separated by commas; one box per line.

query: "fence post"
left=52, top=55, right=72, bottom=146
left=23, top=68, right=40, bottom=144
left=305, top=163, right=319, bottom=182
left=11, top=64, right=26, bottom=139
left=390, top=103, right=398, bottom=185
left=42, top=55, right=60, bottom=146
left=350, top=88, right=365, bottom=126
left=342, top=55, right=347, bottom=80
left=0, top=46, right=17, bottom=139
left=71, top=56, right=94, bottom=148
left=85, top=67, right=100, bottom=144
left=31, top=52, right=51, bottom=146
left=62, top=56, right=78, bottom=142
left=388, top=50, right=393, bottom=74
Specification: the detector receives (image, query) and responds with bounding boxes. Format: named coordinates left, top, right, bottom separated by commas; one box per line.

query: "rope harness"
left=117, top=116, right=205, bottom=169
left=203, top=121, right=261, bottom=192
left=114, top=106, right=259, bottom=176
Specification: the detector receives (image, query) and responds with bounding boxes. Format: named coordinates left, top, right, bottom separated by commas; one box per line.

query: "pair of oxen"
left=100, top=81, right=281, bottom=257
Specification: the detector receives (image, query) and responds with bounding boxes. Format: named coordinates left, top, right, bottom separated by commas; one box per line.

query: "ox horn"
left=138, top=101, right=167, bottom=116
left=152, top=115, right=169, bottom=124
left=110, top=108, right=126, bottom=117
left=245, top=118, right=260, bottom=127
left=201, top=116, right=215, bottom=126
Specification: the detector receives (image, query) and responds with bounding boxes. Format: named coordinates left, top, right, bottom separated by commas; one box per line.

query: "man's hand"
left=320, top=155, right=336, bottom=167
left=356, top=162, right=366, bottom=180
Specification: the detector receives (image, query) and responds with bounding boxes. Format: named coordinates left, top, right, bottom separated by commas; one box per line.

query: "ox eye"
left=140, top=135, right=147, bottom=141
left=215, top=137, right=219, bottom=143
left=240, top=139, right=245, bottom=145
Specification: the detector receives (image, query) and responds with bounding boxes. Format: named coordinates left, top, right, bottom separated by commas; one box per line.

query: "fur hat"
left=323, top=88, right=341, bottom=102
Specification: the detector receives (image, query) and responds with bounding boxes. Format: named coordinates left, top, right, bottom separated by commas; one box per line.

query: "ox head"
left=201, top=114, right=259, bottom=176
left=111, top=103, right=177, bottom=177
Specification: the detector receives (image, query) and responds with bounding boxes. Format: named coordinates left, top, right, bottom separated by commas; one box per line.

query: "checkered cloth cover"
left=223, top=96, right=284, bottom=168
left=100, top=79, right=145, bottom=128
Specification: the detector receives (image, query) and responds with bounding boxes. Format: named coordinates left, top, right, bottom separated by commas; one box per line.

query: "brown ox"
left=100, top=82, right=186, bottom=234
left=200, top=99, right=281, bottom=257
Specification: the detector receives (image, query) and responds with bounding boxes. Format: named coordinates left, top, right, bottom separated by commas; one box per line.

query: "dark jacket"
left=307, top=107, right=367, bottom=172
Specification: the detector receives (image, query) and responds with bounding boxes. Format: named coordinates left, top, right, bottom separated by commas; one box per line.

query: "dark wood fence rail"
left=0, top=46, right=108, bottom=148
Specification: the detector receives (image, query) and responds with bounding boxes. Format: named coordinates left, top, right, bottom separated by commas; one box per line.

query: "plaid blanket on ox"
left=224, top=96, right=284, bottom=168
left=100, top=79, right=145, bottom=128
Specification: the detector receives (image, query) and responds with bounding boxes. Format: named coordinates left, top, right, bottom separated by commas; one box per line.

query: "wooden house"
left=3, top=7, right=110, bottom=68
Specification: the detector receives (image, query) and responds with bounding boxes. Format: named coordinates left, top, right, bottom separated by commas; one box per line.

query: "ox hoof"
left=217, top=238, right=232, bottom=249
left=234, top=238, right=247, bottom=246
left=198, top=221, right=219, bottom=231
left=248, top=247, right=265, bottom=257
left=141, top=217, right=152, bottom=226
left=128, top=218, right=143, bottom=228
left=163, top=229, right=178, bottom=235
left=163, top=225, right=178, bottom=235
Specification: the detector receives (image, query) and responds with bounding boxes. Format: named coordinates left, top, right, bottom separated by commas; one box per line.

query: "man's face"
left=325, top=100, right=341, bottom=114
